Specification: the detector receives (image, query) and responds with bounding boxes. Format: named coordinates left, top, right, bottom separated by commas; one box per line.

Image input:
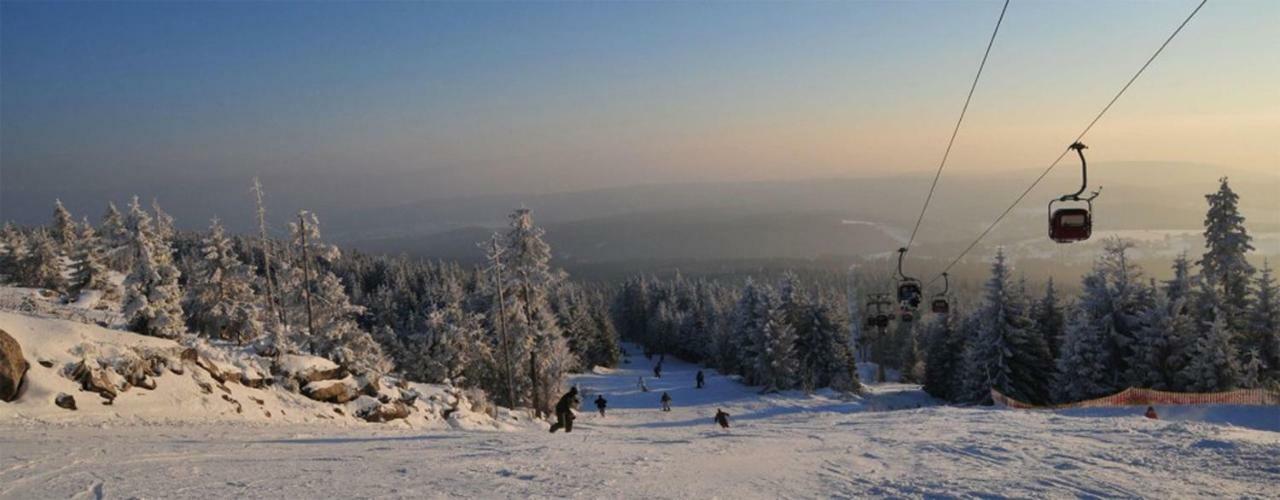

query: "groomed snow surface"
left=3, top=326, right=1278, bottom=498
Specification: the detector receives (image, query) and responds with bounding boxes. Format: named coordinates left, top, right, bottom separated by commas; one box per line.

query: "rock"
left=240, top=370, right=268, bottom=389
left=359, top=401, right=411, bottom=423
left=359, top=375, right=381, bottom=397
left=38, top=359, right=54, bottom=368
left=69, top=360, right=117, bottom=401
left=273, top=354, right=344, bottom=384
left=144, top=355, right=167, bottom=377
left=133, top=375, right=157, bottom=391
left=399, top=388, right=420, bottom=406
left=0, top=328, right=29, bottom=402
left=302, top=379, right=358, bottom=404
left=168, top=364, right=185, bottom=376
left=179, top=348, right=198, bottom=363
left=196, top=381, right=214, bottom=394
left=55, top=393, right=77, bottom=410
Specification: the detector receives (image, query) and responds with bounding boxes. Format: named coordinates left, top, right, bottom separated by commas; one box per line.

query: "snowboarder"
left=714, top=408, right=730, bottom=429
left=549, top=387, right=580, bottom=433
left=660, top=392, right=672, bottom=412
left=1144, top=406, right=1158, bottom=420
left=696, top=370, right=705, bottom=389
left=653, top=364, right=662, bottom=379
left=638, top=376, right=649, bottom=392
left=595, top=394, right=608, bottom=417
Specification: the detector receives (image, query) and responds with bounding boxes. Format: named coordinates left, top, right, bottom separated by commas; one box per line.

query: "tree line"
left=0, top=183, right=619, bottom=415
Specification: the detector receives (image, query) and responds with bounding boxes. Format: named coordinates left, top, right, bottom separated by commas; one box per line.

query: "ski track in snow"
left=2, top=344, right=1277, bottom=499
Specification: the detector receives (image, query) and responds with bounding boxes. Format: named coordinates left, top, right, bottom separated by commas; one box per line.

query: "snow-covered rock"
left=302, top=377, right=359, bottom=404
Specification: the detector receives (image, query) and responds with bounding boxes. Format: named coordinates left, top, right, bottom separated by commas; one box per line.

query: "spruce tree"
left=22, top=230, right=67, bottom=293
left=185, top=219, right=262, bottom=343
left=51, top=199, right=78, bottom=254
left=1179, top=309, right=1239, bottom=392
left=1197, top=177, right=1254, bottom=332
left=922, top=313, right=961, bottom=401
left=100, top=202, right=130, bottom=272
left=1054, top=306, right=1112, bottom=403
left=121, top=197, right=186, bottom=339
left=1031, top=278, right=1065, bottom=361
left=959, top=250, right=1052, bottom=405
left=1247, top=261, right=1279, bottom=382
left=754, top=305, right=798, bottom=392
left=71, top=221, right=116, bottom=301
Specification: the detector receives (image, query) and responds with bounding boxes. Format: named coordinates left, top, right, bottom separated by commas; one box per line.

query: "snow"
left=2, top=337, right=1277, bottom=497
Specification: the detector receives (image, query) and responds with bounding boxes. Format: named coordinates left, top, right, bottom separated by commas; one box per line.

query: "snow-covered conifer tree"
left=185, top=218, right=262, bottom=343
left=121, top=197, right=186, bottom=339
left=1246, top=261, right=1278, bottom=383
left=960, top=250, right=1051, bottom=405
left=1179, top=309, right=1239, bottom=392
left=71, top=220, right=117, bottom=301
left=22, top=230, right=67, bottom=293
left=1053, top=305, right=1113, bottom=403
left=1197, top=177, right=1254, bottom=332
left=51, top=199, right=78, bottom=253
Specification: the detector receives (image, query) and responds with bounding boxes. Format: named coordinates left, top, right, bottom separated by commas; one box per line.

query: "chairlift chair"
left=931, top=272, right=951, bottom=315
left=1049, top=142, right=1101, bottom=243
left=895, top=248, right=923, bottom=309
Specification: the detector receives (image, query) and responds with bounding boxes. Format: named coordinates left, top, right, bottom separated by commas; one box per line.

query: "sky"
left=2, top=0, right=1277, bottom=205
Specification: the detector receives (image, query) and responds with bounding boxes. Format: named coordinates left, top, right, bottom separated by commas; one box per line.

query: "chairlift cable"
left=927, top=0, right=1208, bottom=285
left=905, top=0, right=1011, bottom=252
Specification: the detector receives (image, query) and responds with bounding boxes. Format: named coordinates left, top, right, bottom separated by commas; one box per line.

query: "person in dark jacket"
left=1144, top=406, right=1158, bottom=420
left=595, top=394, right=608, bottom=417
left=696, top=370, right=705, bottom=389
left=549, top=387, right=580, bottom=433
left=660, top=392, right=672, bottom=412
left=653, top=364, right=662, bottom=379
left=714, top=408, right=730, bottom=429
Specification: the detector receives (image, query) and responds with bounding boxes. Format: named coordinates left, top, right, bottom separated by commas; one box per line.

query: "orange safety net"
left=991, top=387, right=1280, bottom=410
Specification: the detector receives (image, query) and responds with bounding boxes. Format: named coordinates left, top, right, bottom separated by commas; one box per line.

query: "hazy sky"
left=2, top=0, right=1276, bottom=200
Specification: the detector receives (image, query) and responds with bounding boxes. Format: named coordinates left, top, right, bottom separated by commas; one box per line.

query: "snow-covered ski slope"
left=2, top=342, right=1277, bottom=498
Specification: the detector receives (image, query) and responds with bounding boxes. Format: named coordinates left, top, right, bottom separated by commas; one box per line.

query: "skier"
left=653, top=364, right=662, bottom=379
left=660, top=391, right=672, bottom=412
left=549, top=387, right=580, bottom=433
left=595, top=394, right=608, bottom=417
left=714, top=408, right=730, bottom=429
left=696, top=370, right=705, bottom=389
left=1144, top=406, right=1158, bottom=420
left=638, top=376, right=649, bottom=392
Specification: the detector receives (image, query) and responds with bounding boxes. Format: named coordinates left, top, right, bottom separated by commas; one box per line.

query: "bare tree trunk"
left=298, top=212, right=316, bottom=353
left=489, top=237, right=517, bottom=410
left=251, top=178, right=286, bottom=330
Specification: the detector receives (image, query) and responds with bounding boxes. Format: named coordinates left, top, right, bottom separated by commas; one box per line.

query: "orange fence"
left=992, top=387, right=1280, bottom=410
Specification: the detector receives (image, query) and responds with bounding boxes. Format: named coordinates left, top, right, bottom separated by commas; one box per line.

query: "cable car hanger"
left=895, top=248, right=923, bottom=320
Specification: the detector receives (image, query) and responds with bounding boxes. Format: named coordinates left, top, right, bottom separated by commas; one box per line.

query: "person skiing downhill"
left=660, top=392, right=672, bottom=412
left=638, top=376, right=649, bottom=392
left=653, top=364, right=662, bottom=379
left=549, top=387, right=580, bottom=433
left=714, top=408, right=730, bottom=429
left=696, top=370, right=705, bottom=389
left=595, top=395, right=608, bottom=417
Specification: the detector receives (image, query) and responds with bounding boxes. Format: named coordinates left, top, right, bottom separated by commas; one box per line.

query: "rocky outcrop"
left=0, top=328, right=28, bottom=402
left=302, top=378, right=358, bottom=404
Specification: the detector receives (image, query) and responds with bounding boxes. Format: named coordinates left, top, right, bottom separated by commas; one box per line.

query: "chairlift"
left=895, top=248, right=923, bottom=310
left=931, top=272, right=951, bottom=315
left=1049, top=142, right=1101, bottom=243
left=864, top=293, right=893, bottom=330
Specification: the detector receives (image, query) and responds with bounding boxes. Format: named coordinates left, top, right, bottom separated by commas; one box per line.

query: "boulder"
left=240, top=370, right=269, bottom=389
left=55, top=393, right=77, bottom=410
left=302, top=378, right=358, bottom=404
left=0, top=328, right=28, bottom=402
left=359, top=401, right=412, bottom=423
